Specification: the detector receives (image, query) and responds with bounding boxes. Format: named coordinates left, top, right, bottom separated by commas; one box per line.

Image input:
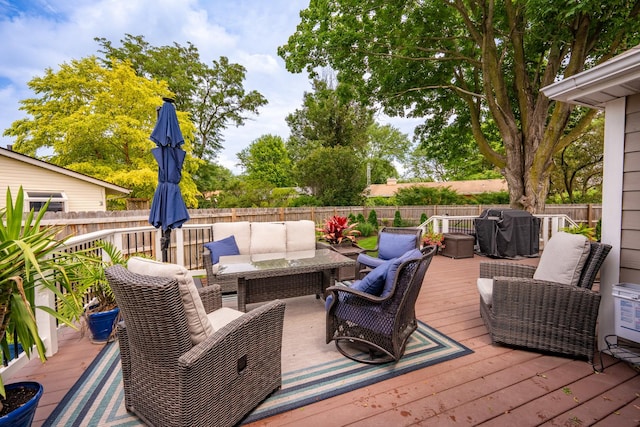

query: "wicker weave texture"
left=479, top=241, right=611, bottom=363
left=106, top=265, right=285, bottom=427
left=326, top=246, right=437, bottom=363
left=354, top=227, right=422, bottom=278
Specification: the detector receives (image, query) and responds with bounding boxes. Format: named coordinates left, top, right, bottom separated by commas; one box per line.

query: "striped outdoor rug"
left=44, top=297, right=472, bottom=426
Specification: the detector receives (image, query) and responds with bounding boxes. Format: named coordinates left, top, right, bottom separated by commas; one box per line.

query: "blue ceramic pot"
left=86, top=307, right=120, bottom=343
left=0, top=382, right=43, bottom=427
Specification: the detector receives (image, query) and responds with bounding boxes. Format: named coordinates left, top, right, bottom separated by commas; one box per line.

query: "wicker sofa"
left=478, top=232, right=611, bottom=364
left=203, top=220, right=327, bottom=293
left=106, top=260, right=286, bottom=427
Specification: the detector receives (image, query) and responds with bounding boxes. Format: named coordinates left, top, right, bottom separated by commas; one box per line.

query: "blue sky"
left=0, top=0, right=421, bottom=173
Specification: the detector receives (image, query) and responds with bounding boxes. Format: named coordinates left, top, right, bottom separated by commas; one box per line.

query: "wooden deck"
left=7, top=254, right=640, bottom=426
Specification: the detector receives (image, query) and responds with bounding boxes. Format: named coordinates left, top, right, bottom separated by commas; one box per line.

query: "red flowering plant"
left=422, top=230, right=445, bottom=249
left=317, top=215, right=361, bottom=245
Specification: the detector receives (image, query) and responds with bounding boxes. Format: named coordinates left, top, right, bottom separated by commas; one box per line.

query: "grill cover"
left=474, top=209, right=540, bottom=258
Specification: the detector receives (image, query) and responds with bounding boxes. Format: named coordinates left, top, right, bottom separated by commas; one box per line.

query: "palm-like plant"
left=0, top=187, right=85, bottom=397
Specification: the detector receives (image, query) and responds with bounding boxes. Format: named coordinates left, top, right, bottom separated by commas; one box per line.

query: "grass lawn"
left=356, top=236, right=377, bottom=251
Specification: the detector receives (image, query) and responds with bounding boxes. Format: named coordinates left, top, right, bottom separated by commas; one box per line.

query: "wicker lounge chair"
left=105, top=265, right=285, bottom=427
left=354, top=226, right=422, bottom=278
left=326, top=245, right=437, bottom=364
left=478, top=237, right=611, bottom=364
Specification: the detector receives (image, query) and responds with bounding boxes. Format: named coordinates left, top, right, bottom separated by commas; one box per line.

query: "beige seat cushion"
left=212, top=221, right=251, bottom=254
left=207, top=307, right=244, bottom=330
left=533, top=232, right=591, bottom=286
left=126, top=257, right=215, bottom=345
left=285, top=220, right=317, bottom=252
left=477, top=278, right=494, bottom=306
left=250, top=222, right=287, bottom=254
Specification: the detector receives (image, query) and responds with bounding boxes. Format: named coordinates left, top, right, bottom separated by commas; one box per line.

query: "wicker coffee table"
left=216, top=249, right=355, bottom=311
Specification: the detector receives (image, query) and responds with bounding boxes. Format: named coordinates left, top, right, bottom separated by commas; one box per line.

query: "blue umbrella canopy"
left=149, top=99, right=190, bottom=244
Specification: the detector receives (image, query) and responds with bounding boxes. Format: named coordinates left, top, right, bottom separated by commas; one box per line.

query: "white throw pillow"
left=213, top=222, right=251, bottom=254
left=285, top=220, right=317, bottom=252
left=250, top=222, right=287, bottom=254
left=533, top=232, right=591, bottom=286
left=126, top=257, right=215, bottom=345
left=477, top=278, right=494, bottom=306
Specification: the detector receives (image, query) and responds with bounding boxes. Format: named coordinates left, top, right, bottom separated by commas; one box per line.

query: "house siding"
left=620, top=93, right=640, bottom=282
left=0, top=155, right=107, bottom=212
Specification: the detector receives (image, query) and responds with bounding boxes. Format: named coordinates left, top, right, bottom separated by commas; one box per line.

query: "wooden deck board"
left=4, top=254, right=639, bottom=427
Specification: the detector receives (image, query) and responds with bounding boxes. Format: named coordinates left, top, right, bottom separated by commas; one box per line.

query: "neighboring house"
left=367, top=178, right=508, bottom=198
left=542, top=44, right=640, bottom=350
left=0, top=146, right=130, bottom=212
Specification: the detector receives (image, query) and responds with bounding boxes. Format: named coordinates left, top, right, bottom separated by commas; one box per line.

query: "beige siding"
left=0, top=156, right=107, bottom=212
left=621, top=94, right=640, bottom=282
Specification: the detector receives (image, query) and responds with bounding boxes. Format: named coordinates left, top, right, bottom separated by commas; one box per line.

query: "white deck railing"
left=2, top=214, right=577, bottom=381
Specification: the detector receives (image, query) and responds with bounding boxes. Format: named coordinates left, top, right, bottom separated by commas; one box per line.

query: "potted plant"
left=64, top=240, right=126, bottom=344
left=317, top=215, right=361, bottom=246
left=0, top=187, right=85, bottom=425
left=422, top=231, right=445, bottom=253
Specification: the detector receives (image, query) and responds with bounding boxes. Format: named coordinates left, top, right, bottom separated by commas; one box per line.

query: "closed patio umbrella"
left=149, top=98, right=190, bottom=262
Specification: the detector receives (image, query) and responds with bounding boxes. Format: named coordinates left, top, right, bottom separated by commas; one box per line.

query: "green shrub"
left=348, top=213, right=357, bottom=224
left=356, top=213, right=366, bottom=224
left=393, top=210, right=403, bottom=227
left=420, top=213, right=428, bottom=224
left=367, top=210, right=378, bottom=229
left=356, top=222, right=375, bottom=237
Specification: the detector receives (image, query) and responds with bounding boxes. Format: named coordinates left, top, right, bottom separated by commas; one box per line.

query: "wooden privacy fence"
left=41, top=204, right=602, bottom=239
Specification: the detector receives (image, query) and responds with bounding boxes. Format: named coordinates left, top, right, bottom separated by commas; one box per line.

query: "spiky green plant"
left=0, top=187, right=85, bottom=397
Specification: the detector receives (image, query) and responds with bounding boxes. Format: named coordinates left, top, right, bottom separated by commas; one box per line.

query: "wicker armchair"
left=354, top=226, right=422, bottom=278
left=479, top=241, right=611, bottom=363
left=326, top=245, right=437, bottom=364
left=105, top=265, right=285, bottom=427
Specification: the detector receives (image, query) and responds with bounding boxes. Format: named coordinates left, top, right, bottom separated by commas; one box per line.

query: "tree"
left=365, top=123, right=412, bottom=184
left=549, top=115, right=604, bottom=203
left=96, top=34, right=268, bottom=160
left=237, top=135, right=295, bottom=187
left=279, top=0, right=640, bottom=212
left=3, top=57, right=200, bottom=207
left=286, top=78, right=372, bottom=204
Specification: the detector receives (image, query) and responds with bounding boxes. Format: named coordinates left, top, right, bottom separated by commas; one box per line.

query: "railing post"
left=441, top=217, right=449, bottom=234
left=154, top=230, right=162, bottom=261
left=35, top=284, right=57, bottom=357
left=176, top=228, right=185, bottom=267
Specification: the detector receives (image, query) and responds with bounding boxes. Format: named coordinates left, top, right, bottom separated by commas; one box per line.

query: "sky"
left=0, top=0, right=423, bottom=174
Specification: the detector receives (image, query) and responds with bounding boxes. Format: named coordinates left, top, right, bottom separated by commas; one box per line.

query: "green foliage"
left=472, top=191, right=511, bottom=205
left=355, top=221, right=375, bottom=237
left=395, top=186, right=463, bottom=206
left=420, top=213, right=428, bottom=224
left=96, top=35, right=268, bottom=161
left=348, top=213, right=357, bottom=224
left=0, top=187, right=85, bottom=397
left=237, top=134, right=295, bottom=187
left=365, top=196, right=397, bottom=207
left=279, top=0, right=640, bottom=211
left=393, top=210, right=403, bottom=227
left=356, top=213, right=366, bottom=224
left=289, top=195, right=323, bottom=207
left=595, top=219, right=602, bottom=242
left=561, top=224, right=596, bottom=241
left=295, top=145, right=367, bottom=206
left=317, top=216, right=360, bottom=245
left=367, top=210, right=378, bottom=229
left=3, top=56, right=201, bottom=207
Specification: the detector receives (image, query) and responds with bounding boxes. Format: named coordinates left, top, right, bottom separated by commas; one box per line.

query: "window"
left=25, top=191, right=68, bottom=213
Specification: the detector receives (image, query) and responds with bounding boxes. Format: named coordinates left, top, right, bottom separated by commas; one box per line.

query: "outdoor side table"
left=441, top=233, right=475, bottom=259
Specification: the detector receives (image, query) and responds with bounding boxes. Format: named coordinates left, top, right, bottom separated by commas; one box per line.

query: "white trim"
left=542, top=45, right=640, bottom=108
left=598, top=97, right=626, bottom=350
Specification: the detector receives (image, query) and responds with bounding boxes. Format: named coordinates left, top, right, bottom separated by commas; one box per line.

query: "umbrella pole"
left=161, top=229, right=172, bottom=262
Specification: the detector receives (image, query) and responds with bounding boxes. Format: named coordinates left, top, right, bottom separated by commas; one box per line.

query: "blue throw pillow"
left=204, top=235, right=240, bottom=264
left=325, top=262, right=390, bottom=310
left=378, top=233, right=417, bottom=260
left=380, top=249, right=422, bottom=298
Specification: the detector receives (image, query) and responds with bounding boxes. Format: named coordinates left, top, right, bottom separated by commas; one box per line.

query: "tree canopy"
left=279, top=0, right=640, bottom=212
left=96, top=34, right=268, bottom=161
left=3, top=57, right=200, bottom=207
left=237, top=134, right=295, bottom=187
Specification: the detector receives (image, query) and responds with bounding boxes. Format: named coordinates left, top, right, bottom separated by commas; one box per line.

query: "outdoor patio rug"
left=44, top=295, right=472, bottom=426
